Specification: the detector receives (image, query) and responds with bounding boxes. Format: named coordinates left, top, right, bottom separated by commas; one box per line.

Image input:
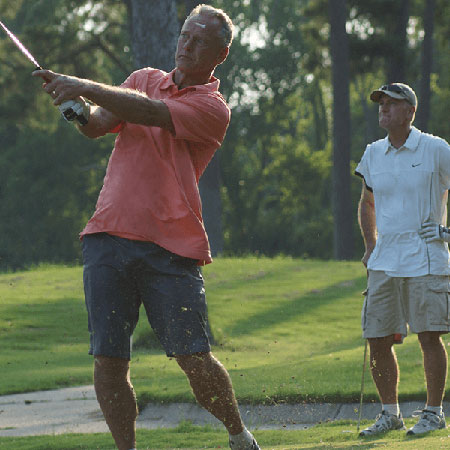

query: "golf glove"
left=419, top=221, right=450, bottom=243
left=58, top=98, right=90, bottom=126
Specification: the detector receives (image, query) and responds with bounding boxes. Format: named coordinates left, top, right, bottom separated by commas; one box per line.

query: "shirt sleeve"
left=355, top=145, right=373, bottom=190
left=438, top=138, right=450, bottom=190
left=106, top=70, right=144, bottom=134
left=163, top=92, right=231, bottom=147
left=119, top=70, right=140, bottom=89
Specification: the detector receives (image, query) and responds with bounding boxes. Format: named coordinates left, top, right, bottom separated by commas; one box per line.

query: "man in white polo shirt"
left=355, top=83, right=450, bottom=436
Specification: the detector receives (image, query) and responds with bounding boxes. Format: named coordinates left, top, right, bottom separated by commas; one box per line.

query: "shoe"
left=406, top=409, right=446, bottom=435
left=229, top=437, right=260, bottom=450
left=359, top=410, right=405, bottom=436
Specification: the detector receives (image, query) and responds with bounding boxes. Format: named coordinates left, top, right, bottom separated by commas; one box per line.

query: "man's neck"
left=388, top=126, right=412, bottom=149
left=173, top=69, right=212, bottom=89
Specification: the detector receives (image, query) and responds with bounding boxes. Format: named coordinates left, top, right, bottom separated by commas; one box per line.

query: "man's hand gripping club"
left=419, top=221, right=450, bottom=243
left=32, top=69, right=90, bottom=126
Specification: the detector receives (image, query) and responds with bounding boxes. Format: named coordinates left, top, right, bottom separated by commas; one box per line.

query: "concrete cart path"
left=0, top=385, right=448, bottom=437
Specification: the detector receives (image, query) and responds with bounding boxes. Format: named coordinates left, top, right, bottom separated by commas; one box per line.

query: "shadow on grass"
left=227, top=275, right=367, bottom=338
left=305, top=446, right=376, bottom=449
left=0, top=296, right=86, bottom=350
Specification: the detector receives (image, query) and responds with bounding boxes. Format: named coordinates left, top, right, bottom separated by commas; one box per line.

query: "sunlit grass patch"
left=0, top=259, right=447, bottom=405
left=1, top=420, right=449, bottom=449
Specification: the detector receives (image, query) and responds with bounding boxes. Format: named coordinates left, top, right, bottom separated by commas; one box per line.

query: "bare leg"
left=418, top=331, right=448, bottom=407
left=368, top=336, right=399, bottom=405
left=94, top=356, right=138, bottom=450
left=176, top=352, right=245, bottom=435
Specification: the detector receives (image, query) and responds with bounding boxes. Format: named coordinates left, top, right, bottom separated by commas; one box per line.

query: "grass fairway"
left=1, top=420, right=450, bottom=449
left=1, top=258, right=450, bottom=448
left=0, top=258, right=448, bottom=403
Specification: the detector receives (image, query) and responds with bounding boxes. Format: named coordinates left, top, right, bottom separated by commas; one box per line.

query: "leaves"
left=0, top=0, right=447, bottom=269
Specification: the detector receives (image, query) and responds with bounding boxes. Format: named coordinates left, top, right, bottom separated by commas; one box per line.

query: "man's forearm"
left=81, top=80, right=172, bottom=130
left=358, top=197, right=377, bottom=250
left=32, top=69, right=173, bottom=133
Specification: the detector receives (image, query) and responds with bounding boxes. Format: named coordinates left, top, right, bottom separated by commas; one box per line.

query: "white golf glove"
left=419, top=221, right=450, bottom=243
left=58, top=98, right=90, bottom=126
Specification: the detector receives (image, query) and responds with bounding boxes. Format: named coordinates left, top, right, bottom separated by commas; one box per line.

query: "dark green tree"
left=0, top=0, right=448, bottom=269
left=0, top=0, right=131, bottom=269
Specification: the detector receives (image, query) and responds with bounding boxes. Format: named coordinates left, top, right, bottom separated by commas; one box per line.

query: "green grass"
left=1, top=258, right=448, bottom=404
left=1, top=420, right=450, bottom=449
left=0, top=265, right=92, bottom=393
left=1, top=258, right=450, bottom=448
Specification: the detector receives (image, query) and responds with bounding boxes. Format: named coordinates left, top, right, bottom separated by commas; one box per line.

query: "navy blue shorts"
left=82, top=233, right=211, bottom=359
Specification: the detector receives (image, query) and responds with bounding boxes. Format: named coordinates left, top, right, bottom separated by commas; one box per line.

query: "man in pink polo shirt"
left=33, top=5, right=260, bottom=450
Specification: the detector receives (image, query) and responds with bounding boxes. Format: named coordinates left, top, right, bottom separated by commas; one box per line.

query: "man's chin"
left=379, top=119, right=389, bottom=129
left=176, top=62, right=194, bottom=74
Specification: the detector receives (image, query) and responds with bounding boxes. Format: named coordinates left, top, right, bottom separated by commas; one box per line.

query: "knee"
left=94, top=355, right=130, bottom=389
left=418, top=332, right=442, bottom=350
left=368, top=336, right=395, bottom=355
left=176, top=352, right=214, bottom=376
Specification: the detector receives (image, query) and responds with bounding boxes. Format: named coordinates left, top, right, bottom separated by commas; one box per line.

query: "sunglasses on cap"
left=379, top=84, right=416, bottom=105
left=380, top=84, right=407, bottom=95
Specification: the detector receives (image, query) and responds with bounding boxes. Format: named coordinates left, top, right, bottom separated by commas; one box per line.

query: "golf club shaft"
left=0, top=20, right=41, bottom=68
left=0, top=21, right=51, bottom=83
left=357, top=269, right=371, bottom=433
left=357, top=338, right=368, bottom=432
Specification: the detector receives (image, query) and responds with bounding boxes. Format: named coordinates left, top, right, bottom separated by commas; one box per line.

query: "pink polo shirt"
left=80, top=68, right=231, bottom=264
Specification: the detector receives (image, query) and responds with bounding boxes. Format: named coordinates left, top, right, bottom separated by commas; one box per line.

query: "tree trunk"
left=184, top=0, right=200, bottom=17
left=416, top=0, right=435, bottom=132
left=328, top=0, right=354, bottom=260
left=125, top=0, right=178, bottom=71
left=387, top=0, right=409, bottom=83
left=199, top=153, right=224, bottom=256
left=355, top=76, right=377, bottom=145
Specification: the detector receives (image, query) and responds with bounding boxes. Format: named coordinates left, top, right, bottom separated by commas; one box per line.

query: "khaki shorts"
left=362, top=270, right=450, bottom=339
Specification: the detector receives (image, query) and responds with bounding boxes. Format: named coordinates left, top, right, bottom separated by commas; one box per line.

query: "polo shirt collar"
left=160, top=69, right=220, bottom=93
left=160, top=71, right=176, bottom=90
left=384, top=126, right=421, bottom=154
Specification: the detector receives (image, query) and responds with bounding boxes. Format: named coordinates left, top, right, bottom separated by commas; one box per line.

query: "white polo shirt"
left=355, top=126, right=450, bottom=277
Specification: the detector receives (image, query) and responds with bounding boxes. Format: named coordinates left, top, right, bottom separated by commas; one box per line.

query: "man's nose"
left=183, top=37, right=193, bottom=49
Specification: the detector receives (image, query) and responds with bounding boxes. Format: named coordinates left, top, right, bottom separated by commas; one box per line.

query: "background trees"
left=0, top=0, right=448, bottom=270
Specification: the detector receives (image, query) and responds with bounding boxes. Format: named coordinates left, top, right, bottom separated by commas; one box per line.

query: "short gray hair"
left=186, top=4, right=234, bottom=48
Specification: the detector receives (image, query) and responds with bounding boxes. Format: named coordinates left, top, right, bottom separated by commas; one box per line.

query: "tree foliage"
left=0, top=0, right=131, bottom=268
left=0, top=0, right=448, bottom=270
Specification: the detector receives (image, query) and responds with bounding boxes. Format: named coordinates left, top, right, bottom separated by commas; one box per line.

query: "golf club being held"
left=0, top=20, right=88, bottom=125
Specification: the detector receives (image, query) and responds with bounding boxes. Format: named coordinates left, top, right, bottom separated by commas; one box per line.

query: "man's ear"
left=216, top=46, right=229, bottom=66
left=407, top=105, right=416, bottom=122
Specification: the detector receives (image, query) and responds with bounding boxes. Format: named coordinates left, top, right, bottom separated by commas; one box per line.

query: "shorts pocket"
left=428, top=278, right=450, bottom=329
left=361, top=291, right=368, bottom=331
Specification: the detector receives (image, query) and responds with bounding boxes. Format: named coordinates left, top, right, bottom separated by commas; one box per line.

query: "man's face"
left=378, top=94, right=415, bottom=130
left=175, top=14, right=227, bottom=78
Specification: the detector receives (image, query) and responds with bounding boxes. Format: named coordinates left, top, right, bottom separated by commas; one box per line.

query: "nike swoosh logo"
left=412, top=163, right=422, bottom=167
